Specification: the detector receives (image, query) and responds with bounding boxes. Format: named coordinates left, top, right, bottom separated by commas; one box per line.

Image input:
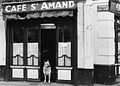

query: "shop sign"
left=2, top=1, right=76, bottom=14
left=97, top=5, right=109, bottom=12
left=109, top=0, right=120, bottom=14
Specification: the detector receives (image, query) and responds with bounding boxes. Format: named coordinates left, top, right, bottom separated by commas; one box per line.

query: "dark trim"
left=38, top=25, right=41, bottom=81
left=72, top=9, right=78, bottom=84
left=5, top=20, right=10, bottom=81
left=56, top=80, right=72, bottom=84
left=114, top=17, right=118, bottom=63
left=94, top=64, right=115, bottom=85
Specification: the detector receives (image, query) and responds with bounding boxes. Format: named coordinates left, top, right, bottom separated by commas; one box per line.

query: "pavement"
left=0, top=81, right=120, bottom=86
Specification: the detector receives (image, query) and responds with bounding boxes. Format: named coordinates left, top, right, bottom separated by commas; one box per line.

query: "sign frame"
left=2, top=0, right=76, bottom=14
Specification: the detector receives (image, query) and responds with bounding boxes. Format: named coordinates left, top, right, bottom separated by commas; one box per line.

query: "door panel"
left=26, top=26, right=40, bottom=80
left=11, top=25, right=25, bottom=80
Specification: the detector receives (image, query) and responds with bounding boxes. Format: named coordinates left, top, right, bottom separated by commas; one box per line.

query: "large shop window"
left=58, top=24, right=71, bottom=67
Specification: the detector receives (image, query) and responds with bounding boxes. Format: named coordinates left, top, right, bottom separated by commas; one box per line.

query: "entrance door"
left=40, top=24, right=56, bottom=82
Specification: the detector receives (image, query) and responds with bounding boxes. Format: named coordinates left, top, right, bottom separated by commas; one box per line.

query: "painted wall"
left=93, top=0, right=115, bottom=65
left=0, top=10, right=6, bottom=65
left=77, top=0, right=115, bottom=69
left=77, top=1, right=94, bottom=69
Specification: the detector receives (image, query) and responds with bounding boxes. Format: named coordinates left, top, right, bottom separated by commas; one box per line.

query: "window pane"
left=58, top=26, right=71, bottom=42
left=13, top=27, right=23, bottom=43
left=28, top=27, right=38, bottom=42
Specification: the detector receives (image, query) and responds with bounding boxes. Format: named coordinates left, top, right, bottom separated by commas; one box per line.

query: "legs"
left=44, top=74, right=46, bottom=83
left=48, top=74, right=51, bottom=83
left=44, top=74, right=51, bottom=83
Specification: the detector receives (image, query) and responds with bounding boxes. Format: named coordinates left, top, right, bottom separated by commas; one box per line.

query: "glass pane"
left=13, top=25, right=23, bottom=65
left=27, top=43, right=38, bottom=66
left=58, top=57, right=64, bottom=66
left=13, top=27, right=23, bottom=43
left=28, top=27, right=38, bottom=42
left=27, top=26, right=39, bottom=66
left=58, top=42, right=71, bottom=66
left=58, top=26, right=71, bottom=42
left=13, top=43, right=23, bottom=65
left=58, top=23, right=72, bottom=66
left=65, top=57, right=71, bottom=66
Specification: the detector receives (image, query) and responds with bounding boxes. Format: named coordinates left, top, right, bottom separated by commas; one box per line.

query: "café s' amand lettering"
left=3, top=1, right=75, bottom=13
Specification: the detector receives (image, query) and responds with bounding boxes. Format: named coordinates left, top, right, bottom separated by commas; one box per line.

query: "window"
left=58, top=24, right=72, bottom=67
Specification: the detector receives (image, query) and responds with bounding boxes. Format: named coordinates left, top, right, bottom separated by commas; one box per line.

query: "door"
left=40, top=23, right=56, bottom=82
left=10, top=21, right=40, bottom=81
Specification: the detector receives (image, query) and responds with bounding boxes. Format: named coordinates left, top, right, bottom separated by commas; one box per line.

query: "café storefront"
left=1, top=0, right=94, bottom=85
left=2, top=0, right=77, bottom=84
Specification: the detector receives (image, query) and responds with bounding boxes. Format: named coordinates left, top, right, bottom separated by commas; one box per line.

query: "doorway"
left=40, top=24, right=56, bottom=82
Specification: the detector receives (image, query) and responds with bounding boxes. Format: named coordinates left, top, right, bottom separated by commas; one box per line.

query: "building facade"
left=0, top=0, right=118, bottom=85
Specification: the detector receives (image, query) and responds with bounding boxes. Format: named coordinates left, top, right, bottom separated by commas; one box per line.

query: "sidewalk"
left=0, top=81, right=119, bottom=86
left=0, top=81, right=73, bottom=86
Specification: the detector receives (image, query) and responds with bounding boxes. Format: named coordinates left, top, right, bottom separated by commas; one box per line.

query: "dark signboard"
left=97, top=5, right=109, bottom=12
left=2, top=0, right=76, bottom=14
left=109, top=0, right=120, bottom=14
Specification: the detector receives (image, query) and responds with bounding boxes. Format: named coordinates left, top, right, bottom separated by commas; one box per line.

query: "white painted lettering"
left=55, top=2, right=62, bottom=9
left=22, top=4, right=26, bottom=11
left=69, top=1, right=75, bottom=8
left=31, top=4, right=36, bottom=10
left=62, top=1, right=68, bottom=8
left=5, top=5, right=11, bottom=12
left=41, top=2, right=48, bottom=10
left=48, top=2, right=55, bottom=9
left=11, top=6, right=16, bottom=12
left=17, top=5, right=22, bottom=11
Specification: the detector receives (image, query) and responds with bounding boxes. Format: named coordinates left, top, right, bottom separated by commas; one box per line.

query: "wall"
left=92, top=0, right=115, bottom=84
left=0, top=8, right=6, bottom=65
left=93, top=0, right=115, bottom=65
left=0, top=6, right=6, bottom=80
left=77, top=0, right=94, bottom=69
left=76, top=1, right=94, bottom=85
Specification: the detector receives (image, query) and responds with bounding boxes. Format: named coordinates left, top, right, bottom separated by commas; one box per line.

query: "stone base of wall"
left=73, top=68, right=94, bottom=85
left=0, top=66, right=5, bottom=81
left=94, top=64, right=115, bottom=85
